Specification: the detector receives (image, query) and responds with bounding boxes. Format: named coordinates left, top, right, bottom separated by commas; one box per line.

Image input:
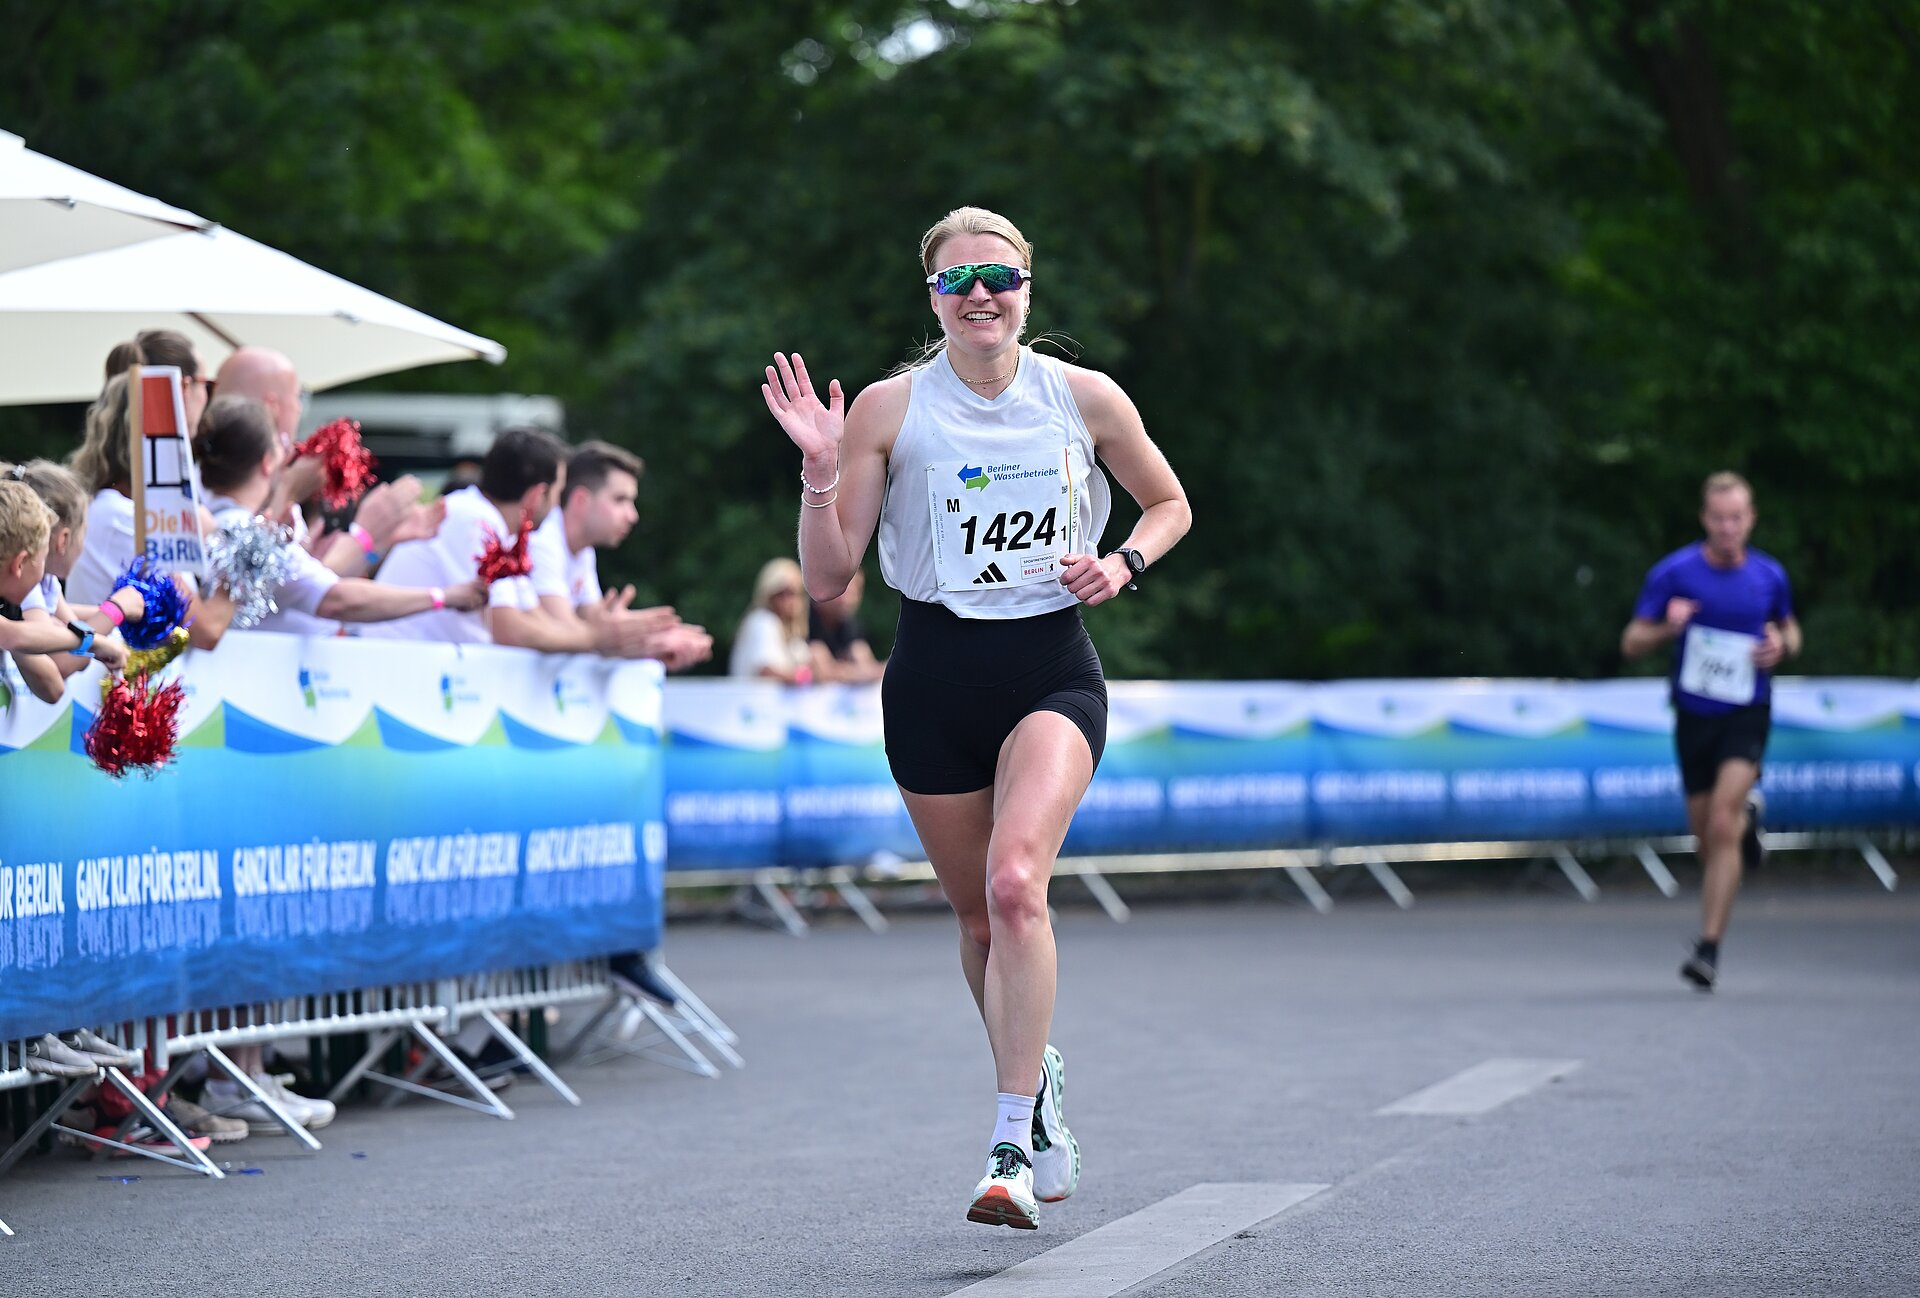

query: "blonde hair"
left=919, top=206, right=1034, bottom=276
left=69, top=372, right=135, bottom=494
left=1703, top=470, right=1752, bottom=504
left=0, top=479, right=54, bottom=561
left=749, top=557, right=808, bottom=642
left=6, top=460, right=89, bottom=534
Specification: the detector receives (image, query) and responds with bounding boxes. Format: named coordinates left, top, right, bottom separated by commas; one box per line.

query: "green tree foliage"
left=1, top=0, right=1910, bottom=677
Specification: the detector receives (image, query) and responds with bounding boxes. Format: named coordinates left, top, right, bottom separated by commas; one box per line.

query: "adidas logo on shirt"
left=972, top=562, right=1008, bottom=585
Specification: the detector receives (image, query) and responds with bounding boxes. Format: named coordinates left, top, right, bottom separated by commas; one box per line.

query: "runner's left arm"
left=1060, top=367, right=1191, bottom=607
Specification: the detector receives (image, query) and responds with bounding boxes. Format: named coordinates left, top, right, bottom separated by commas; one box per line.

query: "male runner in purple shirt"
left=1621, top=472, right=1801, bottom=991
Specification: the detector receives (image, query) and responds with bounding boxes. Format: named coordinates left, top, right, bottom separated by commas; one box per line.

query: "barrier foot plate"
left=1362, top=852, right=1416, bottom=909
left=1633, top=841, right=1680, bottom=898
left=0, top=1074, right=97, bottom=1179
left=1552, top=847, right=1600, bottom=902
left=1858, top=838, right=1898, bottom=891
left=476, top=1009, right=580, bottom=1106
left=1077, top=868, right=1132, bottom=922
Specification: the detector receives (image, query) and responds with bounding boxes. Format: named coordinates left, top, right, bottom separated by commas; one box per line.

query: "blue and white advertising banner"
left=660, top=677, right=1920, bottom=869
left=0, top=635, right=665, bottom=1041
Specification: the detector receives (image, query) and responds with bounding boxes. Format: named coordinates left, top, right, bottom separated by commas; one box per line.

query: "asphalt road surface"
left=4, top=886, right=1916, bottom=1297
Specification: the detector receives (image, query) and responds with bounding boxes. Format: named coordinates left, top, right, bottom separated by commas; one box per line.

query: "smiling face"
left=927, top=232, right=1031, bottom=362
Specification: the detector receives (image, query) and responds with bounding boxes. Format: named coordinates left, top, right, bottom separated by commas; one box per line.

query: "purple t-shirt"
left=1633, top=543, right=1794, bottom=715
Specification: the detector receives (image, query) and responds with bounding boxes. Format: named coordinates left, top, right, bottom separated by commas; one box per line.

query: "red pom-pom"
left=475, top=513, right=535, bottom=583
left=294, top=417, right=378, bottom=510
left=86, top=673, right=186, bottom=779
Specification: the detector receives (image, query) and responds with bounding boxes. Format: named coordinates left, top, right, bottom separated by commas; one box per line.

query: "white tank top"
left=878, top=348, right=1110, bottom=620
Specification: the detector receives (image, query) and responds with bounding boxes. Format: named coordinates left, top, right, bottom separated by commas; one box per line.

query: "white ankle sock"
left=992, top=1092, right=1036, bottom=1159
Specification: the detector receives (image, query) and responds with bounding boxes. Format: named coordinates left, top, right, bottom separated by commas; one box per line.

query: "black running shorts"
left=1673, top=703, right=1771, bottom=796
left=881, top=597, right=1108, bottom=795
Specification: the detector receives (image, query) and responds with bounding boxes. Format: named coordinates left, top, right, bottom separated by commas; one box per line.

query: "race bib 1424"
left=926, top=452, right=1075, bottom=592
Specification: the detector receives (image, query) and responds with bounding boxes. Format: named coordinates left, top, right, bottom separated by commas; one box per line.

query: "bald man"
left=214, top=347, right=444, bottom=582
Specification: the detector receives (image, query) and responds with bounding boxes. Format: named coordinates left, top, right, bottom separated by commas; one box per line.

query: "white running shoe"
left=1031, top=1044, right=1080, bottom=1203
left=968, top=1143, right=1039, bottom=1230
left=261, top=1073, right=335, bottom=1131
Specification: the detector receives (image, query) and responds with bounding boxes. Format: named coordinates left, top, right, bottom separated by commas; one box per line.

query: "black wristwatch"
left=1113, top=548, right=1147, bottom=591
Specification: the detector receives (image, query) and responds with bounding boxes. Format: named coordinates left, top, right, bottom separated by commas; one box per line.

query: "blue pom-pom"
left=112, top=557, right=194, bottom=649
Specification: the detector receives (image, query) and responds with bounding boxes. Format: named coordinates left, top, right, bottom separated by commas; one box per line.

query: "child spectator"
left=0, top=479, right=124, bottom=673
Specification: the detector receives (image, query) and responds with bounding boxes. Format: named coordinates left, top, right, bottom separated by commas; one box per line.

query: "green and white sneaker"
left=968, top=1143, right=1039, bottom=1230
left=1031, top=1044, right=1079, bottom=1203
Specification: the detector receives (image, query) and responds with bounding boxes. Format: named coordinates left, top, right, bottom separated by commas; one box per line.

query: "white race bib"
left=926, top=452, right=1074, bottom=592
left=1678, top=625, right=1759, bottom=705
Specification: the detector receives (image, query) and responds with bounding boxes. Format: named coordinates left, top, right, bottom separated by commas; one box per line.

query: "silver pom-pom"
left=205, top=516, right=299, bottom=629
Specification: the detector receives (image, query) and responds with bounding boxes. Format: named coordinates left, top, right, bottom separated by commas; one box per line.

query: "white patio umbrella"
left=0, top=130, right=213, bottom=274
left=0, top=223, right=507, bottom=405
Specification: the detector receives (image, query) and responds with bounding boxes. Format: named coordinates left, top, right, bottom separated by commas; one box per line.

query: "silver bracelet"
left=801, top=491, right=839, bottom=509
left=800, top=463, right=840, bottom=495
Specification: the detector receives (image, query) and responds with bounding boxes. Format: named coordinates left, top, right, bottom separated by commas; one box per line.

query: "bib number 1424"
left=960, top=507, right=1059, bottom=554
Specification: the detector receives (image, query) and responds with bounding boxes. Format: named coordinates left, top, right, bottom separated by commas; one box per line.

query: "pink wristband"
left=98, top=598, right=127, bottom=628
left=349, top=522, right=378, bottom=557
left=429, top=587, right=446, bottom=611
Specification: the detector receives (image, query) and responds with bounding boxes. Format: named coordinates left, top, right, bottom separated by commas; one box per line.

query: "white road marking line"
left=947, top=1181, right=1327, bottom=1298
left=1377, top=1057, right=1582, bottom=1115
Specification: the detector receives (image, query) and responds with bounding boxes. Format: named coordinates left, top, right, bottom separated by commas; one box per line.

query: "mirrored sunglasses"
left=925, top=262, right=1033, bottom=295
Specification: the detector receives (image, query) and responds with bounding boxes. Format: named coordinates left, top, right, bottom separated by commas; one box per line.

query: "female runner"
left=762, top=207, right=1190, bottom=1230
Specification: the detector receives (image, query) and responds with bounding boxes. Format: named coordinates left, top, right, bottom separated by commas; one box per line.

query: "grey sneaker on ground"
left=1031, top=1044, right=1080, bottom=1203
left=24, top=1034, right=98, bottom=1078
left=63, top=1029, right=141, bottom=1068
left=165, top=1096, right=250, bottom=1144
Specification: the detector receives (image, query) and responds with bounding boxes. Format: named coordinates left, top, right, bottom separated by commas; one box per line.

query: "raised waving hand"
left=762, top=353, right=844, bottom=464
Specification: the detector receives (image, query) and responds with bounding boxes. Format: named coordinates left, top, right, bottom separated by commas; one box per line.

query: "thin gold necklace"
left=958, top=353, right=1019, bottom=387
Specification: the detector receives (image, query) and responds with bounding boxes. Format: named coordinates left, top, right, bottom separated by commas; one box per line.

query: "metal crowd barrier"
left=682, top=829, right=1907, bottom=930
left=0, top=959, right=739, bottom=1236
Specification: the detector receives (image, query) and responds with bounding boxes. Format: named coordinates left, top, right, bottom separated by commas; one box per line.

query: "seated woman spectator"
left=729, top=557, right=816, bottom=683
left=192, top=397, right=486, bottom=631
left=66, top=331, right=214, bottom=605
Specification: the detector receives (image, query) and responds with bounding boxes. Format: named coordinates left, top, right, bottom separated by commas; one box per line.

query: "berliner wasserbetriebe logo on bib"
left=927, top=452, right=1075, bottom=593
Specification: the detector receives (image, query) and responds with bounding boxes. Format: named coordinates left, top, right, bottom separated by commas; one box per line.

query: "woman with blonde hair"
left=728, top=556, right=815, bottom=682
left=761, top=206, right=1190, bottom=1228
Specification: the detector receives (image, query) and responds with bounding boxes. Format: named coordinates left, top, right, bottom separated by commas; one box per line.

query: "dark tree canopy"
left=3, top=0, right=1912, bottom=679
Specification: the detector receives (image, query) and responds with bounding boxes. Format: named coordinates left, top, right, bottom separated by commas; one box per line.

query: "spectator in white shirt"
left=193, top=398, right=484, bottom=632
left=67, top=332, right=215, bottom=606
left=360, top=427, right=567, bottom=644
left=516, top=440, right=712, bottom=667
left=730, top=557, right=816, bottom=683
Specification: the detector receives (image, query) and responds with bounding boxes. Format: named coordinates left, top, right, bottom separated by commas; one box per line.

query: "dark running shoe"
left=607, top=951, right=678, bottom=1006
left=1741, top=790, right=1767, bottom=874
left=1680, top=946, right=1717, bottom=992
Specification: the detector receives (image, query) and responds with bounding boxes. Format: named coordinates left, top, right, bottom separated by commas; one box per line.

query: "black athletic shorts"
left=881, top=597, right=1108, bottom=795
left=1673, top=702, right=1771, bottom=796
